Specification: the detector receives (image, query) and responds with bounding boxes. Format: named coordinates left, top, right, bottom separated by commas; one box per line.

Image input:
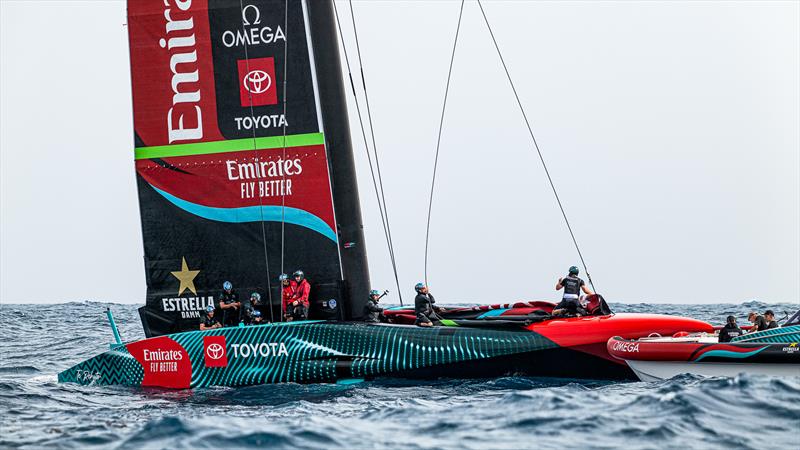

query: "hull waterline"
left=627, top=360, right=799, bottom=382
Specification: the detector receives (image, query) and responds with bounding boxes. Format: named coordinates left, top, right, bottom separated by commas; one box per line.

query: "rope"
left=279, top=0, right=289, bottom=320
left=333, top=1, right=404, bottom=305
left=424, top=0, right=465, bottom=287
left=347, top=0, right=403, bottom=306
left=476, top=0, right=596, bottom=292
left=239, top=0, right=274, bottom=321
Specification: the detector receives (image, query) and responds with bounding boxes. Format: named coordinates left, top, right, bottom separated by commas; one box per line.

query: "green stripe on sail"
left=134, top=133, right=325, bottom=160
left=440, top=319, right=459, bottom=327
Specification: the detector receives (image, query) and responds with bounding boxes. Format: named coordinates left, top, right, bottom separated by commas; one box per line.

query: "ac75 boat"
left=59, top=0, right=714, bottom=389
left=59, top=298, right=714, bottom=388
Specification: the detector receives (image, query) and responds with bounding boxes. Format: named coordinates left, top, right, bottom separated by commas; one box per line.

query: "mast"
left=306, top=0, right=370, bottom=319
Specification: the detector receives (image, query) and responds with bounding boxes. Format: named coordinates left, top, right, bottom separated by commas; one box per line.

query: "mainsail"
left=128, top=0, right=369, bottom=337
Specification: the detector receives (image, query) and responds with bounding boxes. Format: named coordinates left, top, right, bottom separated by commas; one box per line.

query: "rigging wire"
left=333, top=0, right=404, bottom=305
left=279, top=0, right=289, bottom=319
left=239, top=0, right=274, bottom=321
left=475, top=0, right=597, bottom=292
left=347, top=0, right=403, bottom=306
left=424, top=0, right=465, bottom=287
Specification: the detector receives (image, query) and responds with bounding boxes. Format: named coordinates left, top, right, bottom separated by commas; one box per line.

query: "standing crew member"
left=414, top=283, right=441, bottom=327
left=364, top=289, right=385, bottom=323
left=219, top=281, right=241, bottom=327
left=718, top=315, right=743, bottom=342
left=199, top=305, right=221, bottom=331
left=287, top=270, right=310, bottom=321
left=279, top=274, right=295, bottom=321
left=554, top=266, right=593, bottom=316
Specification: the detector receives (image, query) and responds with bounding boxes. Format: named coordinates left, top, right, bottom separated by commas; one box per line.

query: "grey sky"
left=1, top=0, right=798, bottom=305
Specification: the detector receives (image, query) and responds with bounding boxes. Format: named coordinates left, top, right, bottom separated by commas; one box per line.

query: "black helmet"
left=568, top=266, right=579, bottom=276
left=293, top=270, right=304, bottom=280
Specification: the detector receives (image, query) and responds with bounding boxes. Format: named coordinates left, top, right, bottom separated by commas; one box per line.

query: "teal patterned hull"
left=58, top=321, right=562, bottom=388
left=731, top=325, right=800, bottom=344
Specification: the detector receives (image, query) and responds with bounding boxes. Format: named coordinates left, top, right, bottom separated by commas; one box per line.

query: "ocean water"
left=0, top=301, right=798, bottom=450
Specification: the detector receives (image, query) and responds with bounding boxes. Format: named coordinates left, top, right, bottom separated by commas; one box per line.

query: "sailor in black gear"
left=414, top=283, right=441, bottom=327
left=219, top=281, right=241, bottom=327
left=747, top=312, right=769, bottom=332
left=244, top=308, right=264, bottom=325
left=718, top=315, right=743, bottom=342
left=554, top=266, right=593, bottom=317
left=199, top=305, right=221, bottom=331
left=764, top=310, right=779, bottom=329
left=364, top=289, right=385, bottom=323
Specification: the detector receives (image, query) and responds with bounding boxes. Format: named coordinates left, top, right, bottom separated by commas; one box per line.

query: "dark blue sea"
left=1, top=301, right=798, bottom=449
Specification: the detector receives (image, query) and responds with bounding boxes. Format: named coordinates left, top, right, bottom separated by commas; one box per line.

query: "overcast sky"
left=1, top=0, right=798, bottom=305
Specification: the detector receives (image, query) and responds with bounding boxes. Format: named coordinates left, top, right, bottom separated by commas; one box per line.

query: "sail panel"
left=128, top=0, right=353, bottom=336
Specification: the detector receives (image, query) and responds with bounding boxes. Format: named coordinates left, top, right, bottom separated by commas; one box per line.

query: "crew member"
left=287, top=270, right=310, bottom=321
left=242, top=292, right=261, bottom=325
left=199, top=305, right=221, bottom=331
left=219, top=280, right=241, bottom=327
left=245, top=308, right=264, bottom=325
left=764, top=310, right=779, bottom=329
left=718, top=315, right=743, bottom=342
left=553, top=266, right=593, bottom=317
left=414, top=283, right=441, bottom=327
left=747, top=312, right=768, bottom=332
left=280, top=274, right=295, bottom=321
left=364, top=289, right=385, bottom=323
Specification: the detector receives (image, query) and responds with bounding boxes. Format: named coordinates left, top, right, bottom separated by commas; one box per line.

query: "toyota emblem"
left=206, top=343, right=225, bottom=360
left=243, top=69, right=272, bottom=94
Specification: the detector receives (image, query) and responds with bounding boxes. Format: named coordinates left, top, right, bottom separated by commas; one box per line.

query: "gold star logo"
left=171, top=257, right=200, bottom=296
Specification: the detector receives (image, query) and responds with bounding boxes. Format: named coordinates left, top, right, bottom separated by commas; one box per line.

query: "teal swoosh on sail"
left=694, top=347, right=767, bottom=362
left=150, top=185, right=338, bottom=243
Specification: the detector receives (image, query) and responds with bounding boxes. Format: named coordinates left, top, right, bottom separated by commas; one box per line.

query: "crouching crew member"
left=553, top=266, right=593, bottom=317
left=414, top=283, right=442, bottom=327
left=364, top=289, right=386, bottom=323
left=200, top=305, right=221, bottom=331
left=219, top=281, right=241, bottom=326
left=242, top=292, right=265, bottom=325
left=718, top=315, right=743, bottom=342
left=747, top=312, right=768, bottom=332
left=244, top=308, right=264, bottom=325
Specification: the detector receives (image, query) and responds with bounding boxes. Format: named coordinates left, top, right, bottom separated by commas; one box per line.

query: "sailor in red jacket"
left=279, top=273, right=295, bottom=320
left=286, top=270, right=310, bottom=321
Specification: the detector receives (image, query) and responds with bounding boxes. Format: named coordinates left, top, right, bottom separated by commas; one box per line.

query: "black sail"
left=128, top=0, right=369, bottom=336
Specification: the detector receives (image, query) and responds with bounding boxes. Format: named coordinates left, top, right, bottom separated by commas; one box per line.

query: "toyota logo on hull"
left=243, top=70, right=271, bottom=94
left=206, top=343, right=225, bottom=360
left=203, top=335, right=228, bottom=367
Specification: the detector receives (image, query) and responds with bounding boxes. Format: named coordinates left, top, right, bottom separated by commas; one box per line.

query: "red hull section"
left=607, top=336, right=776, bottom=363
left=531, top=314, right=714, bottom=364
